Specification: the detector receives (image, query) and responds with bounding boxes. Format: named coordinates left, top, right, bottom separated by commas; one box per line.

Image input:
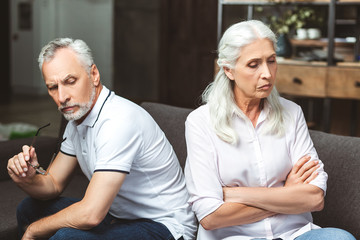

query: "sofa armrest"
left=0, top=136, right=58, bottom=181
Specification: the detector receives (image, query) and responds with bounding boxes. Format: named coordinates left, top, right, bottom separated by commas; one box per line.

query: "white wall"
left=10, top=0, right=36, bottom=93
left=55, top=0, right=113, bottom=89
left=11, top=0, right=114, bottom=95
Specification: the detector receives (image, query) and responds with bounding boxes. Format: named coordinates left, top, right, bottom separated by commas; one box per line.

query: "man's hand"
left=285, top=155, right=320, bottom=187
left=7, top=145, right=39, bottom=182
left=22, top=225, right=36, bottom=240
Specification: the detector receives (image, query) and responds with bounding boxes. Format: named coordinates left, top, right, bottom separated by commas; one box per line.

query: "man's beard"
left=58, top=86, right=96, bottom=121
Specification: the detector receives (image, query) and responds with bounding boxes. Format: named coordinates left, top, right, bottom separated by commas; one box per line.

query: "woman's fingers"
left=298, top=159, right=318, bottom=176
left=300, top=162, right=320, bottom=181
left=286, top=156, right=320, bottom=187
left=304, top=170, right=319, bottom=184
left=292, top=155, right=311, bottom=175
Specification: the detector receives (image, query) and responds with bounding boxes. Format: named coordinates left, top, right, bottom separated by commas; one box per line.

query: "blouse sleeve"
left=288, top=103, right=328, bottom=193
left=184, top=110, right=225, bottom=221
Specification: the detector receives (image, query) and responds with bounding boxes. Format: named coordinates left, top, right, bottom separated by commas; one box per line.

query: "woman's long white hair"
left=202, top=20, right=286, bottom=144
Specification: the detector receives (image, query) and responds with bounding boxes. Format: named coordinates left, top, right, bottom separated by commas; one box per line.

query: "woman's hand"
left=285, top=155, right=320, bottom=187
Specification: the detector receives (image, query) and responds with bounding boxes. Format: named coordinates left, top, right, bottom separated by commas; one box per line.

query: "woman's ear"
left=223, top=67, right=235, bottom=80
left=90, top=64, right=101, bottom=86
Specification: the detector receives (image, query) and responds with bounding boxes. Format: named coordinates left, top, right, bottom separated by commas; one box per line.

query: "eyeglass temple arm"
left=29, top=123, right=51, bottom=149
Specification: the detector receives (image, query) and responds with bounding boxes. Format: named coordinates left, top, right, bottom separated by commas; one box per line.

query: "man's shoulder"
left=103, top=94, right=144, bottom=117
left=98, top=94, right=154, bottom=129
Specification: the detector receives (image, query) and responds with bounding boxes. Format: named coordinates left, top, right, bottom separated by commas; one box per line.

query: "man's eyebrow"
left=46, top=74, right=76, bottom=88
left=61, top=74, right=76, bottom=83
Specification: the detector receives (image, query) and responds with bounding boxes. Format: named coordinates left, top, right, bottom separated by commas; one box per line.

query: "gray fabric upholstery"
left=310, top=130, right=360, bottom=238
left=141, top=102, right=360, bottom=239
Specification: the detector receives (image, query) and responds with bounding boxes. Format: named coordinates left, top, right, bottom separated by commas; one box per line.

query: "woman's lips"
left=258, top=83, right=272, bottom=90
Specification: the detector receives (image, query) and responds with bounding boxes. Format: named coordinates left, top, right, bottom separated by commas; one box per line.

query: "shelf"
left=220, top=0, right=330, bottom=4
left=277, top=58, right=328, bottom=66
left=221, top=0, right=360, bottom=4
left=337, top=0, right=360, bottom=4
left=277, top=58, right=360, bottom=67
left=335, top=19, right=357, bottom=25
left=290, top=38, right=355, bottom=48
left=336, top=62, right=360, bottom=67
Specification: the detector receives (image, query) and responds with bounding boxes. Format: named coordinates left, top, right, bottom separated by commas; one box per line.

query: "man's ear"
left=90, top=64, right=101, bottom=86
left=223, top=67, right=235, bottom=80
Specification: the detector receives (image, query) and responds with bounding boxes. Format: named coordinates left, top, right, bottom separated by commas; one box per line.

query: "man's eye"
left=66, top=78, right=76, bottom=85
left=48, top=86, right=58, bottom=91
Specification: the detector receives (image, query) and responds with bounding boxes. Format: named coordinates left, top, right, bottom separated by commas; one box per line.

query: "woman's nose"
left=261, top=64, right=272, bottom=79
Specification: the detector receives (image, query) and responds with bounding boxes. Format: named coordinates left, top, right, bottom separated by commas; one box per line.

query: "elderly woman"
left=184, top=20, right=355, bottom=240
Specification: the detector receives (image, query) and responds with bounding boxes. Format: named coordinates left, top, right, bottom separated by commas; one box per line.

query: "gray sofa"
left=0, top=102, right=359, bottom=239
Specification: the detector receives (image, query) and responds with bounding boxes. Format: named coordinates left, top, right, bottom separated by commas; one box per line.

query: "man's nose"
left=58, top=86, right=70, bottom=104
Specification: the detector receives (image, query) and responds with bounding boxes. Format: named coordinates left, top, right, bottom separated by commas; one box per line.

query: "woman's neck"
left=236, top=98, right=264, bottom=127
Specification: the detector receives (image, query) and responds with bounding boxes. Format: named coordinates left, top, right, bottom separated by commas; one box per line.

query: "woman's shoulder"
left=187, top=104, right=210, bottom=123
left=278, top=97, right=302, bottom=114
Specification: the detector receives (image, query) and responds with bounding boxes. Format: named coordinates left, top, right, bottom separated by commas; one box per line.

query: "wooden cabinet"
left=327, top=67, right=360, bottom=99
left=277, top=64, right=360, bottom=100
left=276, top=64, right=327, bottom=97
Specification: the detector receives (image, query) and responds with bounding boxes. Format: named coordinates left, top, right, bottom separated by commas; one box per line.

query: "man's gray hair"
left=202, top=20, right=286, bottom=144
left=38, top=38, right=94, bottom=75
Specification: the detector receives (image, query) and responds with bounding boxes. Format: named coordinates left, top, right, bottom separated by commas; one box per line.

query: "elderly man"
left=7, top=38, right=196, bottom=240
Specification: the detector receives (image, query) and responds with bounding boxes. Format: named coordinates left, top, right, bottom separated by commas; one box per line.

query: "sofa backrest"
left=141, top=102, right=193, bottom=169
left=309, top=130, right=360, bottom=238
left=141, top=101, right=360, bottom=239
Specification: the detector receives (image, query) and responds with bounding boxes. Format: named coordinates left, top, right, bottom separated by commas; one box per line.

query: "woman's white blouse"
left=184, top=97, right=328, bottom=240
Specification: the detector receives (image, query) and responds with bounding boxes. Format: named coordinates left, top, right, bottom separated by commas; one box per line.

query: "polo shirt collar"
left=72, top=86, right=112, bottom=128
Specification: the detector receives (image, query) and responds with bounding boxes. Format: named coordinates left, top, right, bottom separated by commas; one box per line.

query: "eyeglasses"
left=28, top=123, right=66, bottom=175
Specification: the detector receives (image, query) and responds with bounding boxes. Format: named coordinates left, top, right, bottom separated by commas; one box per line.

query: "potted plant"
left=256, top=6, right=321, bottom=57
left=268, top=7, right=316, bottom=35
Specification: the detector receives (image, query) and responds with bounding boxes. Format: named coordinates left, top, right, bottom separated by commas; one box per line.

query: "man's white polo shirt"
left=60, top=86, right=196, bottom=240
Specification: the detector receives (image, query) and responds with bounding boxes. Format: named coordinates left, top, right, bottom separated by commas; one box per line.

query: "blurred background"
left=1, top=0, right=359, bottom=138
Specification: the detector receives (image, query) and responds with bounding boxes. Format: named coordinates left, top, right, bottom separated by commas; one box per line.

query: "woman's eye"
left=248, top=63, right=258, bottom=68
